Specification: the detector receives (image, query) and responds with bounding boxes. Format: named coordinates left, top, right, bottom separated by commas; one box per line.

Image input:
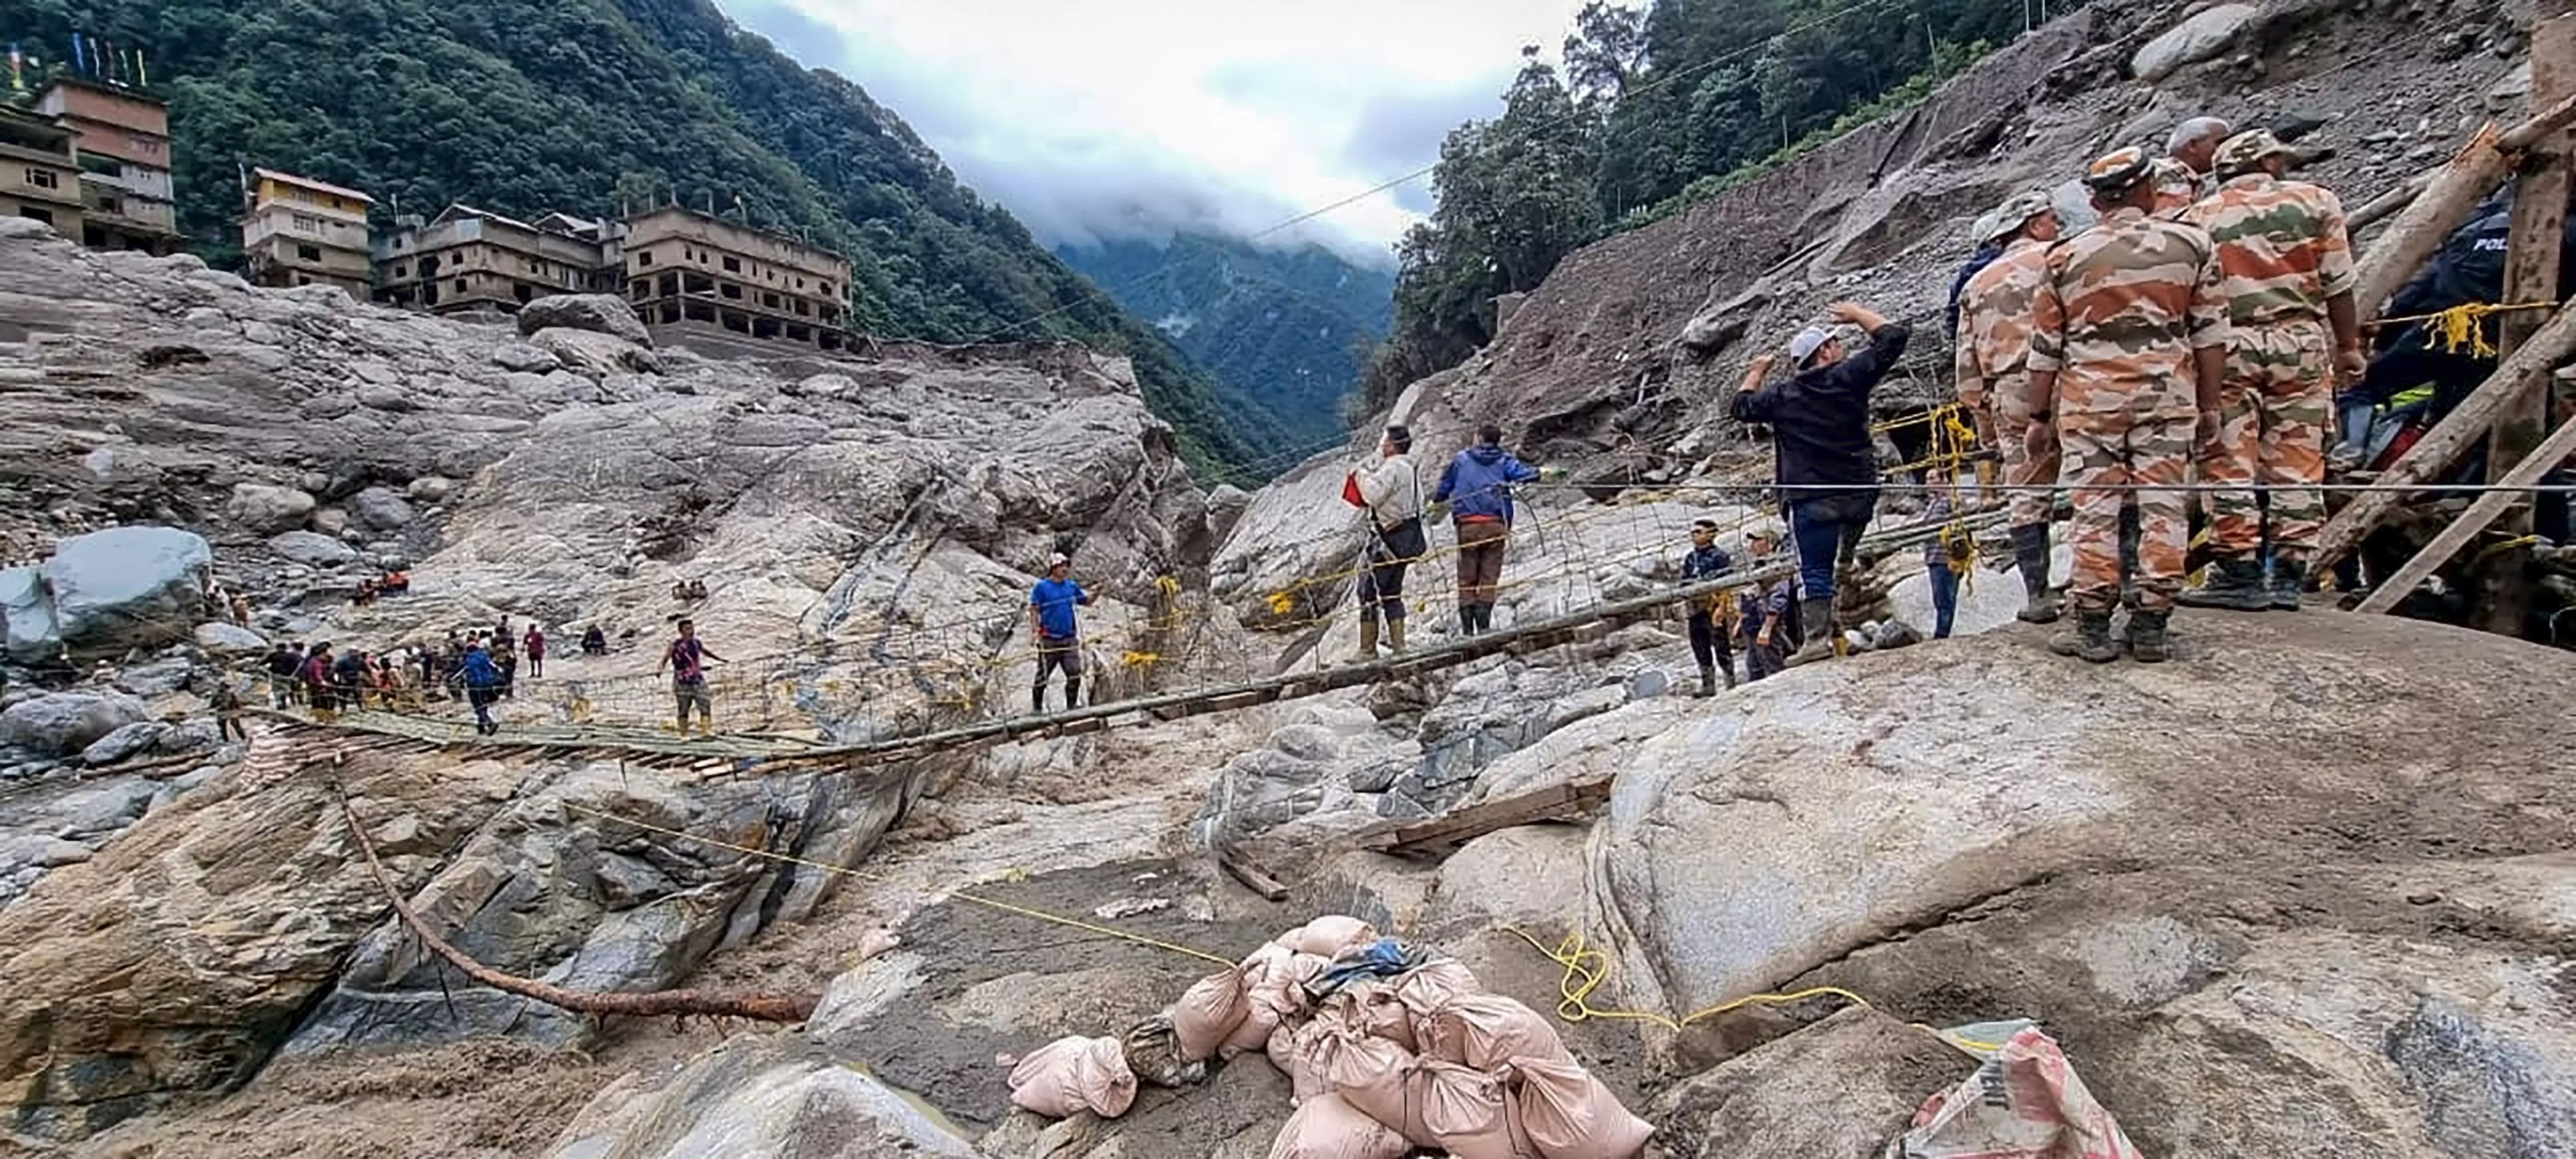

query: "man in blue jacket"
left=1729, top=300, right=1909, bottom=667
left=1433, top=424, right=1548, bottom=635
left=459, top=639, right=503, bottom=736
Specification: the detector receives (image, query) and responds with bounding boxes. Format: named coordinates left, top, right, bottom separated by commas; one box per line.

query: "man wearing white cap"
left=1730, top=299, right=1910, bottom=667
left=1028, top=552, right=1095, bottom=713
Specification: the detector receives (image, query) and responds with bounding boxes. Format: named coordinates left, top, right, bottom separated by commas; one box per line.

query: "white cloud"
left=720, top=0, right=1589, bottom=265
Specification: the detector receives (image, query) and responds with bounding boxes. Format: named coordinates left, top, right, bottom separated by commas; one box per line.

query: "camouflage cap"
left=2212, top=128, right=2294, bottom=176
left=1982, top=190, right=2056, bottom=244
left=2082, top=146, right=2154, bottom=192
left=1967, top=208, right=2002, bottom=246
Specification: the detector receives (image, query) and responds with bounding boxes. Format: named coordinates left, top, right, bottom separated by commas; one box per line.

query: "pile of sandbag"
left=1005, top=914, right=1653, bottom=1157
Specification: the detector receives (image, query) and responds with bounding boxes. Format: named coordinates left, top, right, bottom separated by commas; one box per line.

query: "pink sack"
left=1421, top=992, right=1570, bottom=1070
left=1350, top=1057, right=1534, bottom=1158
left=1223, top=989, right=1284, bottom=1059
left=1282, top=914, right=1379, bottom=957
left=1354, top=987, right=1418, bottom=1051
left=1512, top=1054, right=1651, bottom=1159
left=1896, top=1027, right=2145, bottom=1159
left=1174, top=967, right=1252, bottom=1062
left=1268, top=1023, right=1324, bottom=1104
left=1387, top=957, right=1482, bottom=1022
left=1007, top=1035, right=1140, bottom=1120
left=1268, top=1092, right=1411, bottom=1159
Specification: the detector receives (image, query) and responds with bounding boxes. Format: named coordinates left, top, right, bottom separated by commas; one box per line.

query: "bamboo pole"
left=2357, top=411, right=2576, bottom=614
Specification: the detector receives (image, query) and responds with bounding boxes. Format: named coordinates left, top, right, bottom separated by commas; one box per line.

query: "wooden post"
left=2478, top=9, right=2576, bottom=633
left=2358, top=412, right=2576, bottom=614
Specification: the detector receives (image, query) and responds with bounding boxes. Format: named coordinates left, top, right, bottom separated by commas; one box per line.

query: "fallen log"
left=2347, top=168, right=2437, bottom=233
left=2353, top=126, right=2508, bottom=324
left=2499, top=88, right=2576, bottom=152
left=2358, top=411, right=2576, bottom=614
left=2318, top=300, right=2576, bottom=569
left=338, top=792, right=819, bottom=1023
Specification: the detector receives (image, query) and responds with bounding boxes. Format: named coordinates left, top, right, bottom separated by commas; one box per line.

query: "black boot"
left=2010, top=524, right=2061, bottom=624
left=1784, top=597, right=1838, bottom=668
left=2129, top=610, right=2172, bottom=663
left=2050, top=611, right=2119, bottom=664
left=1470, top=604, right=1494, bottom=635
left=1695, top=664, right=1717, bottom=698
left=2178, top=556, right=2270, bottom=612
left=1064, top=677, right=1082, bottom=708
left=2270, top=559, right=2306, bottom=612
left=1458, top=605, right=1477, bottom=636
left=1032, top=687, right=1046, bottom=714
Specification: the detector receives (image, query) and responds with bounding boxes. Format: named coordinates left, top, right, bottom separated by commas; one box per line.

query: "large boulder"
left=347, top=486, right=417, bottom=532
left=529, top=327, right=661, bottom=378
left=0, top=691, right=149, bottom=758
left=0, top=566, right=60, bottom=664
left=2131, top=3, right=2260, bottom=82
left=266, top=530, right=358, bottom=568
left=544, top=1036, right=976, bottom=1158
left=514, top=294, right=652, bottom=348
left=224, top=483, right=317, bottom=534
left=39, top=526, right=213, bottom=656
left=1597, top=614, right=2576, bottom=1155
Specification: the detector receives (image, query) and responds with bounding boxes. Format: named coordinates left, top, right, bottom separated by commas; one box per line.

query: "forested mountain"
left=1359, top=0, right=2079, bottom=413
left=0, top=0, right=1291, bottom=475
left=1057, top=233, right=1394, bottom=449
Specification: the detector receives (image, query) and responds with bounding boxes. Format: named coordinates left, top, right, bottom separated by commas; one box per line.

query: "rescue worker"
left=1678, top=518, right=1738, bottom=696
left=264, top=641, right=304, bottom=707
left=210, top=678, right=247, bottom=744
left=1730, top=300, right=1911, bottom=667
left=2154, top=117, right=2233, bottom=216
left=2178, top=129, right=2364, bottom=612
left=1028, top=553, right=1094, bottom=711
left=1432, top=425, right=1548, bottom=635
left=459, top=640, right=503, bottom=736
left=1346, top=424, right=1426, bottom=655
left=2025, top=146, right=2231, bottom=664
left=656, top=618, right=727, bottom=733
left=1946, top=209, right=2007, bottom=339
left=1953, top=189, right=2067, bottom=623
left=1733, top=523, right=1792, bottom=682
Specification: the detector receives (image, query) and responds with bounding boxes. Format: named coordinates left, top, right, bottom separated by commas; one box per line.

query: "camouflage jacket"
left=2027, top=207, right=2232, bottom=420
left=2151, top=158, right=2207, bottom=219
left=2179, top=172, right=2356, bottom=328
left=1953, top=236, right=2053, bottom=409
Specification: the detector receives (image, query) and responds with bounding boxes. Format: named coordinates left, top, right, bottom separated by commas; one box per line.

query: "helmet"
left=2211, top=128, right=2293, bottom=177
left=2082, top=146, right=2154, bottom=192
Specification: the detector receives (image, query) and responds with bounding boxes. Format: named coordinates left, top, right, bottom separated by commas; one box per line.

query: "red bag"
left=1342, top=471, right=1366, bottom=508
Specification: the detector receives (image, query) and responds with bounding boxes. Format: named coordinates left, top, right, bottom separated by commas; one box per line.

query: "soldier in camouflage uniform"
left=1954, top=189, right=2066, bottom=624
left=2024, top=146, right=2232, bottom=664
left=2175, top=129, right=2364, bottom=612
left=2153, top=118, right=2232, bottom=217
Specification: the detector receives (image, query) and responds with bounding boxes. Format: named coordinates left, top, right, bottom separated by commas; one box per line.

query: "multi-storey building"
left=33, top=77, right=178, bottom=253
left=239, top=168, right=376, bottom=298
left=372, top=203, right=609, bottom=313
left=0, top=105, right=83, bottom=234
left=620, top=206, right=853, bottom=350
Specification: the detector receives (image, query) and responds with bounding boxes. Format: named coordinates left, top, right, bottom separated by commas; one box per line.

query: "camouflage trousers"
left=2060, top=411, right=2193, bottom=613
left=1980, top=372, right=2054, bottom=527
left=2202, top=319, right=2331, bottom=560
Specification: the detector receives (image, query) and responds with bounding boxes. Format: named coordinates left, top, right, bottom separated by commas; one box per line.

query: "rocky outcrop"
left=0, top=691, right=149, bottom=757
left=2131, top=3, right=2263, bottom=82
left=224, top=483, right=318, bottom=534
left=515, top=294, right=653, bottom=348
left=11, top=526, right=215, bottom=661
left=545, top=1036, right=977, bottom=1158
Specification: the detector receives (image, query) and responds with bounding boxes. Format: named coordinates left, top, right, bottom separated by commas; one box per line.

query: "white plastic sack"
left=1894, top=1026, right=2144, bottom=1158
left=1268, top=1091, right=1411, bottom=1159
left=1513, top=1053, right=1652, bottom=1159
left=1007, top=1035, right=1139, bottom=1120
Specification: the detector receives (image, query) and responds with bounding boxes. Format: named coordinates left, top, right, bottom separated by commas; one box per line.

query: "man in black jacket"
left=1729, top=301, right=1909, bottom=667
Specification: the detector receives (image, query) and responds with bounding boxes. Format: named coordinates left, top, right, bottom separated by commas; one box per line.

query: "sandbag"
left=1223, top=989, right=1284, bottom=1059
left=1387, top=956, right=1481, bottom=1022
left=1268, top=1023, right=1326, bottom=1105
left=1354, top=987, right=1418, bottom=1052
left=1282, top=914, right=1379, bottom=957
left=1346, top=1057, right=1534, bottom=1158
left=1421, top=992, right=1570, bottom=1070
left=1268, top=1091, right=1411, bottom=1159
left=1248, top=951, right=1329, bottom=1025
left=1175, top=967, right=1252, bottom=1062
left=1512, top=1054, right=1651, bottom=1159
left=1007, top=1035, right=1140, bottom=1120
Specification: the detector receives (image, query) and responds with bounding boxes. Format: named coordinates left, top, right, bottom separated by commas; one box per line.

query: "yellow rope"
left=2372, top=300, right=2560, bottom=358
left=1502, top=926, right=2003, bottom=1051
left=554, top=800, right=1236, bottom=968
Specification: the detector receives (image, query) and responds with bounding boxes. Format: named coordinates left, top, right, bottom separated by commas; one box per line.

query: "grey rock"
left=2132, top=3, right=2260, bottom=82
left=348, top=486, right=416, bottom=532
left=1206, top=483, right=1253, bottom=545
left=1624, top=670, right=1671, bottom=702
left=1349, top=758, right=1404, bottom=794
left=192, top=622, right=268, bottom=654
left=514, top=294, right=652, bottom=347
left=542, top=1035, right=974, bottom=1158
left=406, top=475, right=456, bottom=504
left=309, top=508, right=350, bottom=537
left=0, top=835, right=94, bottom=870
left=41, top=527, right=213, bottom=656
left=80, top=721, right=170, bottom=766
left=267, top=530, right=358, bottom=568
left=224, top=483, right=318, bottom=534
left=529, top=327, right=660, bottom=378
left=0, top=692, right=149, bottom=757
left=0, top=566, right=60, bottom=665
left=1875, top=619, right=1924, bottom=650
left=114, top=657, right=200, bottom=698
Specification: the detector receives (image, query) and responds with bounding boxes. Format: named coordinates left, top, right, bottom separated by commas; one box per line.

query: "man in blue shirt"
left=1029, top=553, right=1094, bottom=713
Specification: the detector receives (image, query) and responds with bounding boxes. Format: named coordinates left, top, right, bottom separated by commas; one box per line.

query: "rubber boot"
left=2129, top=610, right=2172, bottom=663
left=1358, top=615, right=1380, bottom=658
left=1784, top=597, right=1838, bottom=668
left=2270, top=559, right=2306, bottom=612
left=2011, top=524, right=2061, bottom=624
left=1470, top=604, right=1493, bottom=635
left=1064, top=677, right=1082, bottom=709
left=1387, top=617, right=1407, bottom=653
left=2178, top=556, right=2271, bottom=611
left=2050, top=611, right=2119, bottom=664
left=1721, top=661, right=1738, bottom=691
left=1695, top=664, right=1717, bottom=699
left=1031, top=687, right=1045, bottom=715
left=1458, top=605, right=1477, bottom=636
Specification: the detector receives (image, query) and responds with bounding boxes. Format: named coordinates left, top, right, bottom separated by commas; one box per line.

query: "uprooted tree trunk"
left=338, top=794, right=820, bottom=1024
left=2352, top=93, right=2576, bottom=324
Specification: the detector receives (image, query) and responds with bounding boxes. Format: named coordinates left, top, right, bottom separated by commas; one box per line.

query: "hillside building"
left=33, top=77, right=179, bottom=253
left=620, top=206, right=852, bottom=350
left=239, top=168, right=376, bottom=298
left=372, top=203, right=609, bottom=313
left=0, top=105, right=84, bottom=235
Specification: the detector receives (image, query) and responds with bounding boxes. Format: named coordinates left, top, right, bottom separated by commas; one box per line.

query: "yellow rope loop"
left=2370, top=300, right=2558, bottom=358
left=1120, top=650, right=1162, bottom=667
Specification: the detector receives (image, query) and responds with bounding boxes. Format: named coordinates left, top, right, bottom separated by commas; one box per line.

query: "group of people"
left=265, top=622, right=553, bottom=733
left=1341, top=423, right=1560, bottom=656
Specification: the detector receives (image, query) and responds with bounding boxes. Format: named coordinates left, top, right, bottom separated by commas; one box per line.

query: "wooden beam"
left=2500, top=87, right=2576, bottom=152
left=1217, top=851, right=1292, bottom=902
left=1356, top=775, right=1614, bottom=860
left=2497, top=14, right=2576, bottom=463
left=2349, top=168, right=2440, bottom=234
left=2317, top=300, right=2576, bottom=569
left=2359, top=412, right=2576, bottom=613
left=2352, top=126, right=2508, bottom=325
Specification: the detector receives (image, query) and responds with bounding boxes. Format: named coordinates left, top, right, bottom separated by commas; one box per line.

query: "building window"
left=792, top=299, right=809, bottom=317
left=297, top=243, right=322, bottom=261
left=636, top=251, right=654, bottom=267
left=631, top=280, right=649, bottom=301
left=760, top=292, right=780, bottom=309
left=721, top=255, right=741, bottom=273
left=818, top=281, right=833, bottom=297
left=18, top=207, right=52, bottom=225
left=720, top=283, right=741, bottom=300
left=795, top=277, right=805, bottom=289
left=293, top=213, right=321, bottom=233
left=25, top=168, right=58, bottom=189
left=453, top=278, right=467, bottom=293
left=296, top=275, right=311, bottom=285
left=392, top=263, right=408, bottom=277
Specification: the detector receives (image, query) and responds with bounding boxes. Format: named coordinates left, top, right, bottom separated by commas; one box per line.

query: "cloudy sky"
left=719, top=0, right=1590, bottom=266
